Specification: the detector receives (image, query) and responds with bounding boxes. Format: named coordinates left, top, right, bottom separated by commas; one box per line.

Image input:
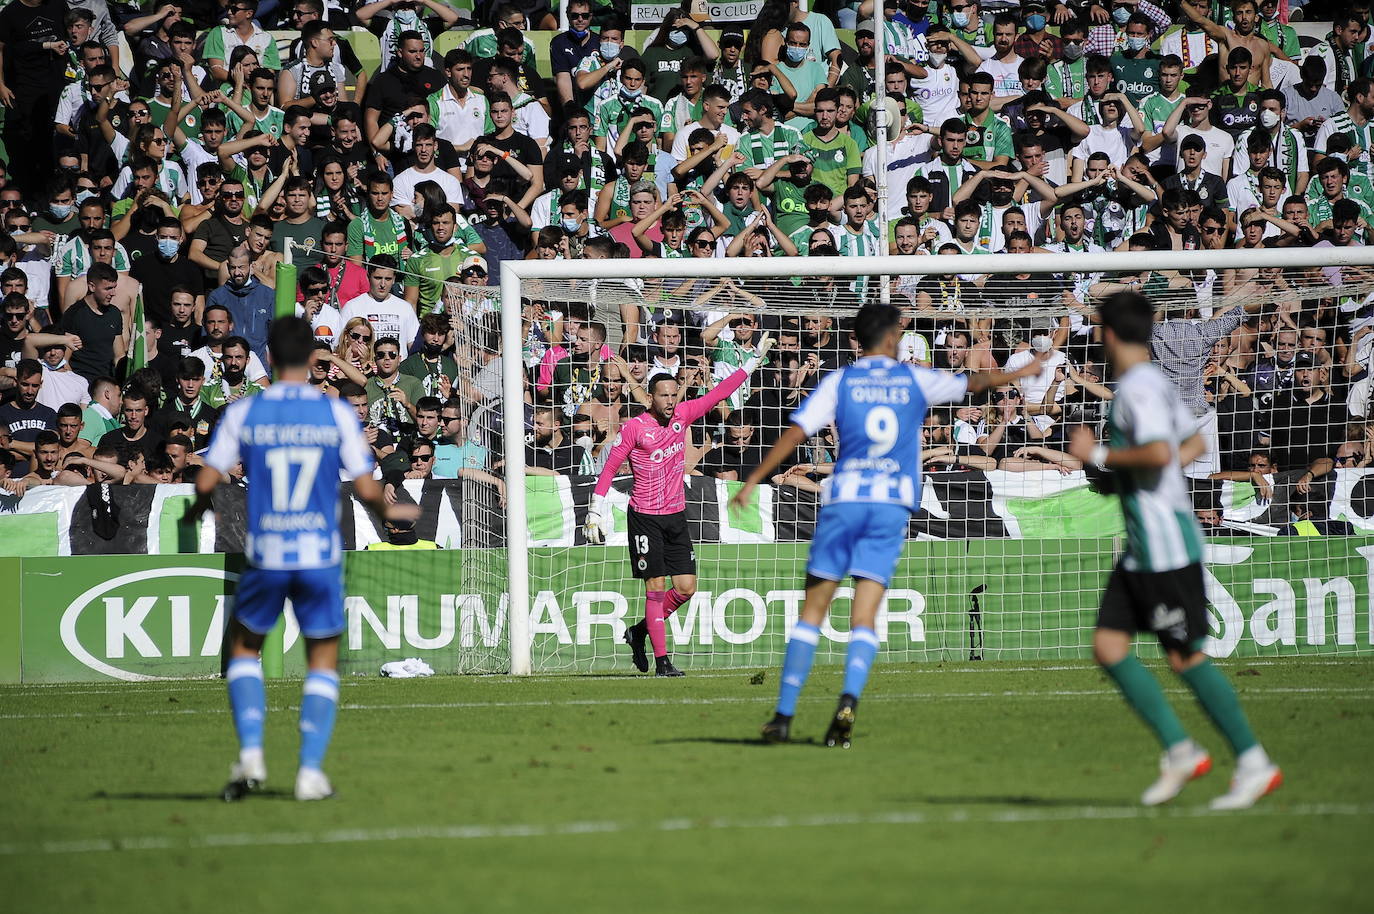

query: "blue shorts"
left=234, top=564, right=345, bottom=640
left=806, top=503, right=911, bottom=587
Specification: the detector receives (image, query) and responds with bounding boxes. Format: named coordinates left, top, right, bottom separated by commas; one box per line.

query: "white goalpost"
left=492, top=246, right=1374, bottom=676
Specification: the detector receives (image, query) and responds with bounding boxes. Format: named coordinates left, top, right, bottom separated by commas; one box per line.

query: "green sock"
left=1180, top=659, right=1258, bottom=756
left=1104, top=655, right=1189, bottom=749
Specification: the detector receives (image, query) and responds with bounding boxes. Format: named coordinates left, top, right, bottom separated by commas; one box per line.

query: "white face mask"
left=1260, top=109, right=1281, bottom=129
left=927, top=52, right=948, bottom=67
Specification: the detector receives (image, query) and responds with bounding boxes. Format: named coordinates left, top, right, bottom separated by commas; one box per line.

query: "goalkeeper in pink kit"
left=584, top=335, right=774, bottom=676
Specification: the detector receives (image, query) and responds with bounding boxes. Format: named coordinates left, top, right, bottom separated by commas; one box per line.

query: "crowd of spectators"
left=0, top=0, right=1372, bottom=533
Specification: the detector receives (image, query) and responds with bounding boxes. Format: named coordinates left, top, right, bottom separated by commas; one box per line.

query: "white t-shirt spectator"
left=189, top=345, right=270, bottom=383
left=1072, top=125, right=1134, bottom=166
left=669, top=121, right=741, bottom=161
left=36, top=366, right=90, bottom=412
left=391, top=166, right=464, bottom=212
left=341, top=293, right=420, bottom=357
left=863, top=133, right=934, bottom=218
left=1175, top=125, right=1235, bottom=178
left=297, top=302, right=344, bottom=347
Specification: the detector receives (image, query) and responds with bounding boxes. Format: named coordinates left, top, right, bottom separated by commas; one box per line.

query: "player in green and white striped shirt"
left=1068, top=291, right=1281, bottom=812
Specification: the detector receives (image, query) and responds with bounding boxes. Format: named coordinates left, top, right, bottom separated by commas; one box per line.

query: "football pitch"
left=1, top=659, right=1370, bottom=913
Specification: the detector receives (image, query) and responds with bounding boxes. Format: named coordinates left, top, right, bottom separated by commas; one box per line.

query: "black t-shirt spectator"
left=61, top=299, right=124, bottom=381
left=365, top=63, right=443, bottom=121
left=160, top=321, right=203, bottom=361
left=526, top=440, right=577, bottom=474
left=1268, top=390, right=1347, bottom=472
left=99, top=426, right=166, bottom=462
left=1162, top=172, right=1228, bottom=209
left=130, top=254, right=206, bottom=324
left=477, top=130, right=543, bottom=198
left=191, top=215, right=248, bottom=283
left=0, top=0, right=67, bottom=92
left=1, top=332, right=23, bottom=374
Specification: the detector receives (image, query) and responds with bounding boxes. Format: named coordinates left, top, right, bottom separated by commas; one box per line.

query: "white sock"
left=1237, top=745, right=1270, bottom=771
left=1166, top=739, right=1199, bottom=763
left=240, top=747, right=264, bottom=768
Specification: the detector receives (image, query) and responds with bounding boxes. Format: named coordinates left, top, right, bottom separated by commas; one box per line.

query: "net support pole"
left=500, top=263, right=533, bottom=675
left=874, top=18, right=890, bottom=305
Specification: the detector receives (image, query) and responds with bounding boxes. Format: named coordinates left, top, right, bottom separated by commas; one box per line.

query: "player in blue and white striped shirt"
left=186, top=317, right=417, bottom=801
left=734, top=304, right=1039, bottom=747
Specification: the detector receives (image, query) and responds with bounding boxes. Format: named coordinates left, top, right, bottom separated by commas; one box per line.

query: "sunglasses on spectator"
left=995, top=390, right=1020, bottom=400
left=376, top=351, right=400, bottom=360
left=692, top=240, right=713, bottom=248
left=569, top=10, right=591, bottom=18
left=442, top=414, right=461, bottom=422
left=220, top=190, right=245, bottom=199
left=198, top=176, right=222, bottom=186
left=5, top=312, right=27, bottom=321
left=304, top=285, right=327, bottom=295
left=730, top=318, right=754, bottom=327
left=350, top=331, right=372, bottom=342
left=1337, top=455, right=1359, bottom=466
left=410, top=452, right=434, bottom=462
left=10, top=222, right=29, bottom=230
left=1202, top=226, right=1225, bottom=235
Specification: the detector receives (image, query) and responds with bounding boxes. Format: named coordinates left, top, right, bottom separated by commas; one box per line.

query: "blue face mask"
left=1112, top=6, right=1131, bottom=24
left=951, top=10, right=969, bottom=27
left=1026, top=14, right=1046, bottom=31
left=561, top=216, right=581, bottom=232
left=785, top=45, right=806, bottom=63
left=599, top=40, right=620, bottom=59
left=621, top=85, right=642, bottom=99
left=569, top=26, right=588, bottom=38
left=668, top=29, right=688, bottom=47
left=158, top=238, right=180, bottom=258
left=1124, top=35, right=1148, bottom=51
left=50, top=203, right=74, bottom=220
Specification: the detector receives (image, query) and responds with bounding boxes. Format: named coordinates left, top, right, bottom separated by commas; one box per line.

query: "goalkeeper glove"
left=744, top=334, right=774, bottom=372
left=583, top=495, right=609, bottom=544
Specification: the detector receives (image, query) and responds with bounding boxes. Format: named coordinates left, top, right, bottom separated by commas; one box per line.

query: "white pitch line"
left=3, top=657, right=1369, bottom=697
left=1, top=686, right=1370, bottom=721
left=1, top=801, right=1370, bottom=857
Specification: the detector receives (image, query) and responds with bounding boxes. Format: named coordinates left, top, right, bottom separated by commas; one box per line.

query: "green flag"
left=128, top=293, right=147, bottom=377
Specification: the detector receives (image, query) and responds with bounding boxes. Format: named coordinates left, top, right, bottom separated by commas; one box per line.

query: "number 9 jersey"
left=791, top=355, right=969, bottom=511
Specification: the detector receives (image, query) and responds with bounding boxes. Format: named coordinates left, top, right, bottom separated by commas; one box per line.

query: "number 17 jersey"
left=205, top=383, right=375, bottom=570
left=791, top=355, right=968, bottom=511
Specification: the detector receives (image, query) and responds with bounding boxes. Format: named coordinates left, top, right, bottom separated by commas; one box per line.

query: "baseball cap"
left=1179, top=133, right=1206, bottom=152
left=1294, top=352, right=1316, bottom=368
left=460, top=254, right=487, bottom=275
left=720, top=30, right=744, bottom=47
left=856, top=19, right=876, bottom=37
left=307, top=73, right=337, bottom=96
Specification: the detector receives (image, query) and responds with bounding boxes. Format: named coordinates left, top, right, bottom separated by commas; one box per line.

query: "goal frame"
left=498, top=245, right=1374, bottom=675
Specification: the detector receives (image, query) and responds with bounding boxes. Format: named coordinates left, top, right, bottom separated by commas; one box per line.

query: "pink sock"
left=645, top=592, right=667, bottom=658
left=663, top=588, right=689, bottom=618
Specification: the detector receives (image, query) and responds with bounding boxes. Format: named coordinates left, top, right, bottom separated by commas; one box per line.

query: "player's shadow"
left=900, top=793, right=1124, bottom=808
left=653, top=736, right=820, bottom=747
left=90, top=788, right=296, bottom=802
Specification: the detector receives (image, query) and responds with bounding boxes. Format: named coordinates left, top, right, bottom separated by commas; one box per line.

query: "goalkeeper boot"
left=294, top=767, right=335, bottom=802
left=623, top=621, right=650, bottom=673
left=654, top=656, right=685, bottom=678
left=824, top=694, right=858, bottom=749
left=222, top=749, right=267, bottom=802
left=760, top=713, right=792, bottom=743
left=1141, top=740, right=1212, bottom=806
left=1209, top=761, right=1282, bottom=811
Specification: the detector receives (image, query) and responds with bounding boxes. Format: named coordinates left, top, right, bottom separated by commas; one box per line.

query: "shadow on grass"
left=653, top=736, right=820, bottom=747
left=90, top=788, right=296, bottom=802
left=898, top=794, right=1123, bottom=808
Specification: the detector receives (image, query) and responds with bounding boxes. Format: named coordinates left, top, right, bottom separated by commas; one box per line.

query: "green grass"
left=2, top=659, right=1371, bottom=913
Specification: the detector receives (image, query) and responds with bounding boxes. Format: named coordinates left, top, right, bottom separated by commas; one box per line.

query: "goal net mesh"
left=446, top=250, right=1374, bottom=673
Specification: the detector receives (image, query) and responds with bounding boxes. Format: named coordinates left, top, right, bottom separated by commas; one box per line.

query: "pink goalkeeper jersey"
left=593, top=369, right=748, bottom=514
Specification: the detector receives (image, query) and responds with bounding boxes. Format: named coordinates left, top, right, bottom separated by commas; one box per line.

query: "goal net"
left=471, top=246, right=1374, bottom=675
